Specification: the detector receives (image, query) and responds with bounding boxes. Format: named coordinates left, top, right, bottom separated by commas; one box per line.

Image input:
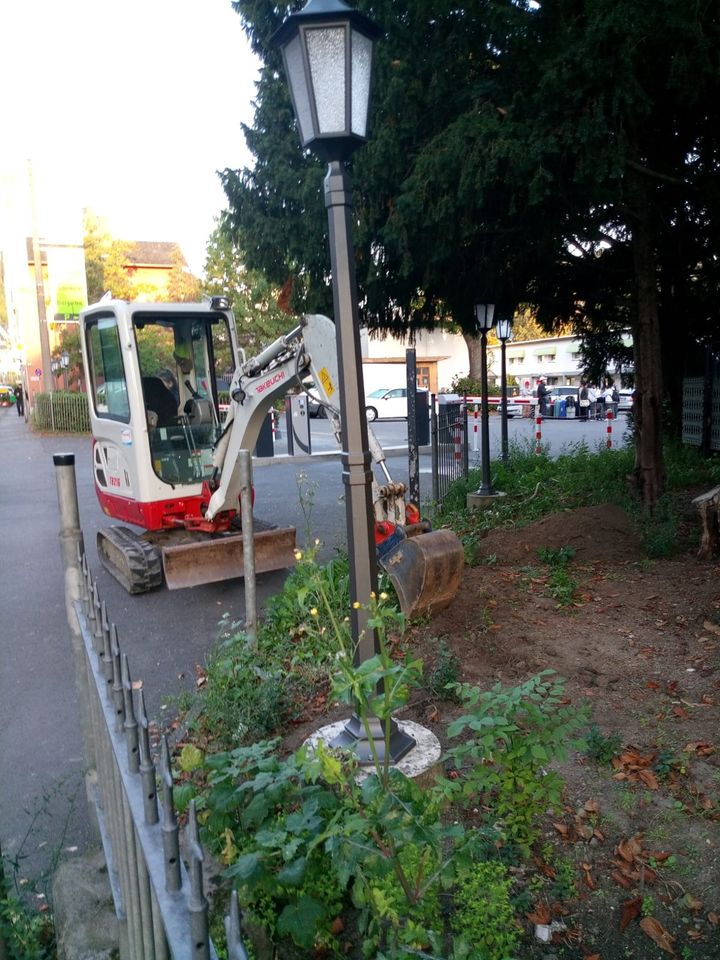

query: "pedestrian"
left=603, top=382, right=618, bottom=419
left=536, top=376, right=549, bottom=417
left=578, top=381, right=590, bottom=421
left=13, top=383, right=24, bottom=417
left=588, top=384, right=600, bottom=419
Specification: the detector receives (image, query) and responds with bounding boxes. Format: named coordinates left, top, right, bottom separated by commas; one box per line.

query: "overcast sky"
left=1, top=0, right=260, bottom=274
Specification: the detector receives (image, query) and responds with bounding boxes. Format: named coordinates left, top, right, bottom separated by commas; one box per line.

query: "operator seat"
left=142, top=376, right=177, bottom=427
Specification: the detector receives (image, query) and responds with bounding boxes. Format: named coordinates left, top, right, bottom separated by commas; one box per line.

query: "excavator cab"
left=82, top=301, right=233, bottom=523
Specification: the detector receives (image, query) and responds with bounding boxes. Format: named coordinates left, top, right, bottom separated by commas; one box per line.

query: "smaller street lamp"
left=474, top=303, right=495, bottom=496
left=495, top=317, right=513, bottom=462
left=61, top=351, right=70, bottom=391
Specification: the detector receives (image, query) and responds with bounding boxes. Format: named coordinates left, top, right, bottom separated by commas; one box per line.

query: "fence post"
left=238, top=450, right=257, bottom=647
left=535, top=413, right=543, bottom=455
left=462, top=403, right=469, bottom=478
left=430, top=395, right=439, bottom=504
left=606, top=410, right=613, bottom=448
left=53, top=453, right=99, bottom=839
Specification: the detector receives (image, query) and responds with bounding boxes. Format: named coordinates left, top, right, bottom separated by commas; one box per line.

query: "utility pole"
left=28, top=159, right=54, bottom=394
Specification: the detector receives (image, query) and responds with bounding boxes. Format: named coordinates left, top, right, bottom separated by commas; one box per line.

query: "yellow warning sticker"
left=318, top=367, right=335, bottom=398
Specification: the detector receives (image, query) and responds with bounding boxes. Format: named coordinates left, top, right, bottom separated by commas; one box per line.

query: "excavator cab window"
left=133, top=313, right=224, bottom=487
left=86, top=315, right=130, bottom=421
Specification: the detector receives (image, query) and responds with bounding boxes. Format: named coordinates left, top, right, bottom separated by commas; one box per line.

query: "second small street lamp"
left=273, top=0, right=414, bottom=763
left=473, top=302, right=495, bottom=497
left=495, top=317, right=513, bottom=463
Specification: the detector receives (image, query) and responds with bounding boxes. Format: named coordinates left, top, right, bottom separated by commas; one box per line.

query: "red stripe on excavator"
left=95, top=487, right=208, bottom=531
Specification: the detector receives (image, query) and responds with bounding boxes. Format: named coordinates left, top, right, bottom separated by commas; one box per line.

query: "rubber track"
left=97, top=526, right=164, bottom=595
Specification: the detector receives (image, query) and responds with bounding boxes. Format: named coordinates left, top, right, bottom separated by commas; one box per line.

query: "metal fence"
left=682, top=376, right=720, bottom=452
left=33, top=392, right=91, bottom=433
left=55, top=456, right=248, bottom=960
left=431, top=400, right=469, bottom=504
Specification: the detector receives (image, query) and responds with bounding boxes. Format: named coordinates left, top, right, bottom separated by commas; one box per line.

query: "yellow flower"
left=380, top=592, right=388, bottom=601
left=352, top=601, right=361, bottom=609
left=310, top=607, right=318, bottom=617
left=370, top=591, right=376, bottom=599
left=294, top=549, right=303, bottom=561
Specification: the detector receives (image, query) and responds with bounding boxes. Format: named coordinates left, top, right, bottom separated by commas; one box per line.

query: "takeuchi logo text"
left=256, top=370, right=286, bottom=394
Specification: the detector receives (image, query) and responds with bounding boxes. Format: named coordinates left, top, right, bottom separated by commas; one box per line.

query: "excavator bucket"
left=161, top=528, right=297, bottom=590
left=380, top=528, right=465, bottom=619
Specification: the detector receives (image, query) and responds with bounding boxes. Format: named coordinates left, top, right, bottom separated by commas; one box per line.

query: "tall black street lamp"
left=273, top=0, right=414, bottom=763
left=473, top=303, right=495, bottom=496
left=495, top=317, right=512, bottom=462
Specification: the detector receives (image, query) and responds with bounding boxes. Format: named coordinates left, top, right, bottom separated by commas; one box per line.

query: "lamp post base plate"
left=466, top=489, right=507, bottom=510
left=328, top=713, right=415, bottom=764
left=306, top=719, right=441, bottom=782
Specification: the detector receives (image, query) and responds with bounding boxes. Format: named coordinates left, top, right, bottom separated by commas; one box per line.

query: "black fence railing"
left=431, top=400, right=469, bottom=504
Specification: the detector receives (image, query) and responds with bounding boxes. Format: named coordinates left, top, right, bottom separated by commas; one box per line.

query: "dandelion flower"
left=294, top=549, right=303, bottom=561
left=352, top=601, right=361, bottom=609
left=310, top=607, right=318, bottom=617
left=380, top=592, right=388, bottom=601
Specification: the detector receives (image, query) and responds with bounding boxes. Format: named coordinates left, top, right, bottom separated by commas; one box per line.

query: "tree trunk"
left=628, top=168, right=665, bottom=508
left=462, top=331, right=483, bottom=380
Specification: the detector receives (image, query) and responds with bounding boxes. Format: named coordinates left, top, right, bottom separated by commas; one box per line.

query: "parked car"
left=543, top=386, right=579, bottom=416
left=495, top=398, right=526, bottom=418
left=0, top=385, right=16, bottom=407
left=365, top=387, right=429, bottom=421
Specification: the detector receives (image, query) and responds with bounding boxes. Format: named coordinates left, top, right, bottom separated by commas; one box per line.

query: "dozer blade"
left=162, top=528, right=297, bottom=590
left=380, top=528, right=464, bottom=619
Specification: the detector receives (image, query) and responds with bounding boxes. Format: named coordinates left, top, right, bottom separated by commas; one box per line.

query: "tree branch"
left=626, top=159, right=685, bottom=187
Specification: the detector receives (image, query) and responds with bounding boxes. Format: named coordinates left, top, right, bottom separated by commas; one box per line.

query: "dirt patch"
left=400, top=500, right=720, bottom=958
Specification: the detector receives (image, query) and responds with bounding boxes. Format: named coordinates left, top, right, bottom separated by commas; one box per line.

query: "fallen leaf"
left=620, top=897, right=642, bottom=933
left=584, top=798, right=600, bottom=813
left=702, top=619, right=720, bottom=635
left=684, top=741, right=715, bottom=756
left=616, top=836, right=643, bottom=863
left=611, top=870, right=633, bottom=890
left=427, top=705, right=439, bottom=722
left=638, top=769, right=659, bottom=790
left=708, top=912, right=719, bottom=926
left=682, top=893, right=704, bottom=912
left=581, top=863, right=596, bottom=890
left=639, top=916, right=676, bottom=955
left=687, top=928, right=704, bottom=941
left=672, top=705, right=689, bottom=719
left=526, top=903, right=551, bottom=925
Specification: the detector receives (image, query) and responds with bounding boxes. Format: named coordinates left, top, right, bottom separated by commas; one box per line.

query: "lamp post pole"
left=474, top=303, right=495, bottom=496
left=495, top=318, right=513, bottom=463
left=323, top=159, right=377, bottom=666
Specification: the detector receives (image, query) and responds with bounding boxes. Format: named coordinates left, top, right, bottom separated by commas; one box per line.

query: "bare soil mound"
left=401, top=500, right=720, bottom=959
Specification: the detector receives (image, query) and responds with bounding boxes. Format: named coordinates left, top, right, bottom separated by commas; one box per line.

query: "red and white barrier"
left=535, top=414, right=542, bottom=455
left=606, top=410, right=613, bottom=448
left=472, top=404, right=479, bottom=452
left=453, top=417, right=463, bottom=462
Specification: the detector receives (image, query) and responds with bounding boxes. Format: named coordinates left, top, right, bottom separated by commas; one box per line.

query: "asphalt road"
left=0, top=406, right=627, bottom=885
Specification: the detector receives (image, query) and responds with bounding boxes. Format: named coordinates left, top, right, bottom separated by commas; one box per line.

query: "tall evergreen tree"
left=221, top=0, right=720, bottom=506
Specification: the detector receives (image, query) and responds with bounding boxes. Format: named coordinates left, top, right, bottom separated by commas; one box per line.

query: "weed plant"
left=198, top=548, right=352, bottom=746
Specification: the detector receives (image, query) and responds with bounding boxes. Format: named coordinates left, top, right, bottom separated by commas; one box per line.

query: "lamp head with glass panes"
left=272, top=0, right=383, bottom=161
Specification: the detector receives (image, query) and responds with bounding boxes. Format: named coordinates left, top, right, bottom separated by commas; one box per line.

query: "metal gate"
left=431, top=400, right=469, bottom=504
